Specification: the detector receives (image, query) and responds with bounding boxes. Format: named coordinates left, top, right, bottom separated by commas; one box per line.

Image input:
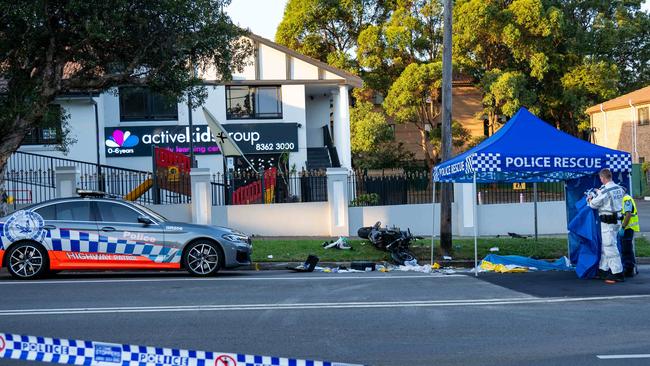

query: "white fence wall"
left=7, top=200, right=566, bottom=237
left=144, top=204, right=192, bottom=223
left=211, top=202, right=330, bottom=236
left=476, top=201, right=567, bottom=236
left=349, top=204, right=441, bottom=236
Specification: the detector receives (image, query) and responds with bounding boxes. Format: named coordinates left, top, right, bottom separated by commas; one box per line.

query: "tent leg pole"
left=534, top=182, right=538, bottom=241
left=628, top=171, right=633, bottom=197
left=564, top=182, right=570, bottom=259
left=431, top=181, right=436, bottom=266
left=473, top=173, right=478, bottom=277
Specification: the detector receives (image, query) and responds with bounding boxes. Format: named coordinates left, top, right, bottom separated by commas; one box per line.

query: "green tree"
left=383, top=62, right=442, bottom=167
left=350, top=101, right=393, bottom=154
left=0, top=0, right=252, bottom=184
left=454, top=0, right=563, bottom=131
left=454, top=0, right=647, bottom=135
left=349, top=100, right=415, bottom=169
left=357, top=0, right=444, bottom=94
left=275, top=0, right=387, bottom=72
left=561, top=0, right=650, bottom=92
left=383, top=62, right=470, bottom=168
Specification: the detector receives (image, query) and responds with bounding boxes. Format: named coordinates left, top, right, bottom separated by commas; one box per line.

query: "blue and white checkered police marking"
left=0, top=332, right=365, bottom=366
left=0, top=210, right=180, bottom=263
left=605, top=153, right=631, bottom=172
left=471, top=153, right=502, bottom=173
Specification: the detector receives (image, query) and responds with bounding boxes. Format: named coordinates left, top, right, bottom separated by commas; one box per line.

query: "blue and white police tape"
left=0, top=332, right=365, bottom=366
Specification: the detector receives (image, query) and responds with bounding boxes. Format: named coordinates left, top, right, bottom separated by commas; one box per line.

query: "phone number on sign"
left=255, top=142, right=295, bottom=151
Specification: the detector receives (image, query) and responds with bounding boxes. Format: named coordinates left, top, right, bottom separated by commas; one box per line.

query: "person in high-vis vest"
left=620, top=192, right=640, bottom=277
left=588, top=168, right=625, bottom=283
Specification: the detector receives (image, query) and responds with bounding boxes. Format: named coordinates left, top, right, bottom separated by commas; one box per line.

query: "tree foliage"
left=275, top=0, right=388, bottom=72
left=383, top=62, right=469, bottom=167
left=350, top=100, right=415, bottom=169
left=0, top=0, right=252, bottom=183
left=356, top=0, right=443, bottom=94
left=454, top=0, right=649, bottom=135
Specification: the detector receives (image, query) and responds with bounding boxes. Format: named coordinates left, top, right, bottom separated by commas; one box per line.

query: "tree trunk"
left=439, top=0, right=453, bottom=255
left=0, top=126, right=28, bottom=191
left=419, top=128, right=434, bottom=169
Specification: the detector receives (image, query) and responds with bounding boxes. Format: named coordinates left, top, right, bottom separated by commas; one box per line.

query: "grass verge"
left=252, top=236, right=650, bottom=262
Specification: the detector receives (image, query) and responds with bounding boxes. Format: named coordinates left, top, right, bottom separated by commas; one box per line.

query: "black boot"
left=612, top=272, right=625, bottom=282
left=605, top=271, right=625, bottom=283
left=597, top=269, right=609, bottom=280
left=624, top=267, right=636, bottom=278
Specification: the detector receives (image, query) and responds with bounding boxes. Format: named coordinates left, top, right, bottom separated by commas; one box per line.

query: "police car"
left=0, top=191, right=252, bottom=279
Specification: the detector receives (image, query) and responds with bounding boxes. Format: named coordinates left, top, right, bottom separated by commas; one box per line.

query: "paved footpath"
left=1, top=267, right=650, bottom=366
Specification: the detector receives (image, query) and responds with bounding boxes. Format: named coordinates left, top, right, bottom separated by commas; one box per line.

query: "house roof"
left=247, top=34, right=363, bottom=88
left=586, top=85, right=650, bottom=114
left=1, top=33, right=364, bottom=92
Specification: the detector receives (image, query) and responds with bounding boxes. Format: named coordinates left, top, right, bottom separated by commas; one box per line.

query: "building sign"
left=104, top=123, right=298, bottom=157
left=513, top=183, right=526, bottom=190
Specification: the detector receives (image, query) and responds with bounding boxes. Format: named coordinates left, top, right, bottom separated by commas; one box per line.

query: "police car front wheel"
left=184, top=241, right=222, bottom=276
left=6, top=242, right=49, bottom=280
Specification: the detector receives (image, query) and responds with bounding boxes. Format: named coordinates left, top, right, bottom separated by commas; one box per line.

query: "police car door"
left=94, top=201, right=169, bottom=268
left=32, top=201, right=100, bottom=269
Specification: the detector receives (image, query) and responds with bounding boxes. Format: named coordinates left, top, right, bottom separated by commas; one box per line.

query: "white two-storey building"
left=19, top=34, right=362, bottom=174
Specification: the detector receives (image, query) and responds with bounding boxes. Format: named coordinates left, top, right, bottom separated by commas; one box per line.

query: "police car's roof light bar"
left=76, top=189, right=123, bottom=199
left=76, top=189, right=110, bottom=198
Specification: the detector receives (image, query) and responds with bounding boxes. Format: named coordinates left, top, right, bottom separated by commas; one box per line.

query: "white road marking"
left=0, top=294, right=648, bottom=316
left=0, top=274, right=464, bottom=285
left=597, top=354, right=650, bottom=359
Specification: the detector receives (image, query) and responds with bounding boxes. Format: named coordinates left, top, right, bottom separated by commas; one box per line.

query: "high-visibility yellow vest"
left=621, top=195, right=640, bottom=232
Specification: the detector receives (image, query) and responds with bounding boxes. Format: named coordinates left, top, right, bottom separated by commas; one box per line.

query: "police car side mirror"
left=138, top=216, right=154, bottom=225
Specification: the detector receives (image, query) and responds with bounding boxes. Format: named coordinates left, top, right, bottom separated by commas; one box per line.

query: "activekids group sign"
left=104, top=123, right=299, bottom=157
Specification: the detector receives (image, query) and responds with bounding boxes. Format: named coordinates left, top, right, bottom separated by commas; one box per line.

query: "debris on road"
left=288, top=255, right=320, bottom=272
left=322, top=237, right=353, bottom=250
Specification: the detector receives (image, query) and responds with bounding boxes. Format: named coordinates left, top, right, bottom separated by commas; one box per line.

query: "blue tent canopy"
left=432, top=108, right=631, bottom=183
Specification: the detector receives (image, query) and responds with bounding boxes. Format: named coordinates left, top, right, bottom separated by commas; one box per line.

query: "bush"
left=351, top=193, right=380, bottom=206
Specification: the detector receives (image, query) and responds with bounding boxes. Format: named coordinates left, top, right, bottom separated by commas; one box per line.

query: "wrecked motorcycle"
left=358, top=221, right=419, bottom=265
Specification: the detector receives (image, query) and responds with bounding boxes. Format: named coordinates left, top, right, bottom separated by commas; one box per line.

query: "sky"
left=226, top=0, right=650, bottom=41
left=225, top=0, right=289, bottom=40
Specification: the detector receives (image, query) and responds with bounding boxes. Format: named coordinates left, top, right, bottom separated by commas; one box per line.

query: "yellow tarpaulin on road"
left=480, top=260, right=529, bottom=273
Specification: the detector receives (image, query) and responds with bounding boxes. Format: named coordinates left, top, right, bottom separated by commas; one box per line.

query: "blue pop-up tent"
left=432, top=107, right=632, bottom=275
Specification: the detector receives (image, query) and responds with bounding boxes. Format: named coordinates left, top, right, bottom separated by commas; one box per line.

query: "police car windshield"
left=131, top=202, right=168, bottom=222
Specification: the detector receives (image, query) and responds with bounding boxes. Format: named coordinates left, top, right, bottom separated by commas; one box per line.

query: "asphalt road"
left=1, top=267, right=650, bottom=366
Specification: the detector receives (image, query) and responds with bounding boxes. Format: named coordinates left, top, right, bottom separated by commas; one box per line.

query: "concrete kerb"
left=246, top=259, right=479, bottom=271
left=243, top=257, right=650, bottom=270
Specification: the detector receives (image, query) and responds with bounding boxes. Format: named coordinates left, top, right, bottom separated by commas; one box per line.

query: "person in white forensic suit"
left=587, top=168, right=625, bottom=283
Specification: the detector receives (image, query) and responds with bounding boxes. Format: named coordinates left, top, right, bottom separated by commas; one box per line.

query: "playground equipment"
left=124, top=147, right=191, bottom=201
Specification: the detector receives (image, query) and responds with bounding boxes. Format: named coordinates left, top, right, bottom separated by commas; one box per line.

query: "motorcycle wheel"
left=357, top=227, right=373, bottom=239
left=391, top=250, right=416, bottom=265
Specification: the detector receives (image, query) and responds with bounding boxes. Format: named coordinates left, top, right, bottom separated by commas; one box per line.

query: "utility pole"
left=440, top=0, right=453, bottom=255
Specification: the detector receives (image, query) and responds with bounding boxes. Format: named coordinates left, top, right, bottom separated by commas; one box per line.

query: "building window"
left=638, top=107, right=649, bottom=126
left=23, top=105, right=63, bottom=145
left=226, top=86, right=282, bottom=119
left=119, top=87, right=178, bottom=121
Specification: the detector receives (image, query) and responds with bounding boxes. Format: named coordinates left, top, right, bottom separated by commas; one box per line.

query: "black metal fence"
left=349, top=170, right=440, bottom=206
left=476, top=182, right=565, bottom=204
left=4, top=151, right=99, bottom=205
left=79, top=169, right=192, bottom=205
left=3, top=151, right=567, bottom=208
left=348, top=170, right=566, bottom=206
left=3, top=151, right=191, bottom=206
left=210, top=170, right=328, bottom=206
